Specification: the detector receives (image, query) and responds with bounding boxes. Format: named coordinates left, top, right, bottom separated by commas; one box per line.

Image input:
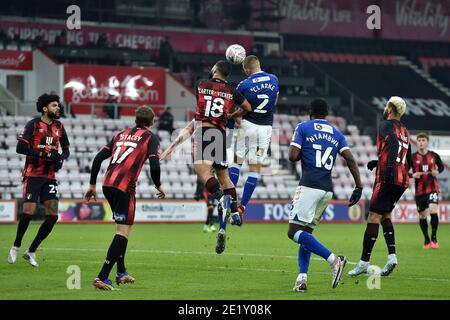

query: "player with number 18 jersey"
left=194, top=77, right=245, bottom=168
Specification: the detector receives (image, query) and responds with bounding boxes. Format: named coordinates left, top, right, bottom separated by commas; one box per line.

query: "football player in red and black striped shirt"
left=161, top=60, right=251, bottom=254
left=349, top=96, right=411, bottom=278
left=84, top=106, right=165, bottom=290
left=7, top=93, right=70, bottom=267
left=412, top=133, right=445, bottom=249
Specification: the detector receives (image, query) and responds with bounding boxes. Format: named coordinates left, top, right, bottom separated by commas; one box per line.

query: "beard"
left=208, top=71, right=213, bottom=79
left=48, top=110, right=60, bottom=119
left=383, top=110, right=389, bottom=120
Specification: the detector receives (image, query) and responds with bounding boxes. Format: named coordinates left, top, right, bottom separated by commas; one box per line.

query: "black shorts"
left=103, top=186, right=136, bottom=225
left=193, top=127, right=228, bottom=170
left=369, top=182, right=407, bottom=214
left=23, top=177, right=58, bottom=203
left=415, top=192, right=439, bottom=212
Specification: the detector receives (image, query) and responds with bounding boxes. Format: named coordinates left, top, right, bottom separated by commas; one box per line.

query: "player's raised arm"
left=160, top=119, right=195, bottom=160
left=85, top=139, right=113, bottom=202
left=229, top=98, right=252, bottom=119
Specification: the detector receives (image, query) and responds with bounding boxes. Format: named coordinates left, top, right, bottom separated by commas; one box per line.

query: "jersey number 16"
left=313, top=144, right=333, bottom=170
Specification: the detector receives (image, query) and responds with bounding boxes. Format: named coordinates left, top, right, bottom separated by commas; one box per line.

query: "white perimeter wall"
left=32, top=49, right=63, bottom=100
left=165, top=73, right=195, bottom=121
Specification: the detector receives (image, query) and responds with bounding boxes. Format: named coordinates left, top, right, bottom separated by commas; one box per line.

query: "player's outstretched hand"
left=156, top=185, right=166, bottom=199
left=349, top=186, right=363, bottom=207
left=84, top=185, right=97, bottom=202
left=367, top=160, right=378, bottom=171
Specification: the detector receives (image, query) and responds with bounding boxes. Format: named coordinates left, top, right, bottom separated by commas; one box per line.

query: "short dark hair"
left=214, top=60, right=232, bottom=78
left=310, top=99, right=329, bottom=118
left=36, top=93, right=60, bottom=113
left=135, top=105, right=155, bottom=128
left=416, top=132, right=429, bottom=141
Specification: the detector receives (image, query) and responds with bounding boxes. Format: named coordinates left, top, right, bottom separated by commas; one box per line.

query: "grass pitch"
left=0, top=223, right=449, bottom=300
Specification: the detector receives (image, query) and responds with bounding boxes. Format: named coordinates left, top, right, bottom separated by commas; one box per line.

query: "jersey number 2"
left=112, top=141, right=137, bottom=164
left=313, top=144, right=333, bottom=170
left=254, top=94, right=269, bottom=114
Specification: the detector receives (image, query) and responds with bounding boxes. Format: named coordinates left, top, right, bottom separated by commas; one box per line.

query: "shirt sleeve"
left=434, top=152, right=445, bottom=173
left=411, top=153, right=418, bottom=172
left=147, top=134, right=160, bottom=159
left=382, top=122, right=399, bottom=169
left=17, top=120, right=34, bottom=144
left=103, top=135, right=115, bottom=151
left=236, top=80, right=246, bottom=94
left=338, top=132, right=350, bottom=154
left=60, top=125, right=70, bottom=150
left=290, top=123, right=303, bottom=149
left=232, top=88, right=245, bottom=106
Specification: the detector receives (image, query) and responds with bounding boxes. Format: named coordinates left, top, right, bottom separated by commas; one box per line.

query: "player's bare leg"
left=428, top=203, right=440, bottom=249
left=8, top=202, right=36, bottom=264
left=418, top=209, right=431, bottom=249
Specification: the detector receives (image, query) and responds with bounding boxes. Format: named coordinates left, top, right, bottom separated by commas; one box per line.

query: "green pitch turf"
left=0, top=223, right=449, bottom=300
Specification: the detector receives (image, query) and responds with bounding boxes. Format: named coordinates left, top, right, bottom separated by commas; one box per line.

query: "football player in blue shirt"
left=228, top=55, right=279, bottom=224
left=287, top=99, right=363, bottom=292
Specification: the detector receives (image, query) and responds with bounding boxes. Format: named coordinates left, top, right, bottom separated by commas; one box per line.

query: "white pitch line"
left=18, top=246, right=450, bottom=282
left=34, top=246, right=357, bottom=265
left=43, top=257, right=450, bottom=283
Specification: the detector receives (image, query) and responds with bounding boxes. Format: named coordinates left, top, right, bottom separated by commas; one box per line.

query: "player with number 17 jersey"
left=103, top=127, right=160, bottom=195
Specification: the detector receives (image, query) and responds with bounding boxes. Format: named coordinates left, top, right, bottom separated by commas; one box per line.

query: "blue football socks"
left=241, top=172, right=259, bottom=208
left=293, top=230, right=332, bottom=261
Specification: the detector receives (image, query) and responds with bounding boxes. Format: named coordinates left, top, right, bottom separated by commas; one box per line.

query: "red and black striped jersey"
left=375, top=120, right=411, bottom=188
left=102, top=127, right=160, bottom=193
left=412, top=151, right=444, bottom=196
left=195, top=78, right=245, bottom=130
left=17, top=117, right=70, bottom=179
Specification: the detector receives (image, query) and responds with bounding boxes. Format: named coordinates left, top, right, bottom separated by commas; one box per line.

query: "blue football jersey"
left=290, top=119, right=349, bottom=192
left=236, top=71, right=279, bottom=126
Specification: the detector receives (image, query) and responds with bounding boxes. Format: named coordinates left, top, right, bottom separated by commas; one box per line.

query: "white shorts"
left=235, top=119, right=272, bottom=165
left=289, top=185, right=333, bottom=229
